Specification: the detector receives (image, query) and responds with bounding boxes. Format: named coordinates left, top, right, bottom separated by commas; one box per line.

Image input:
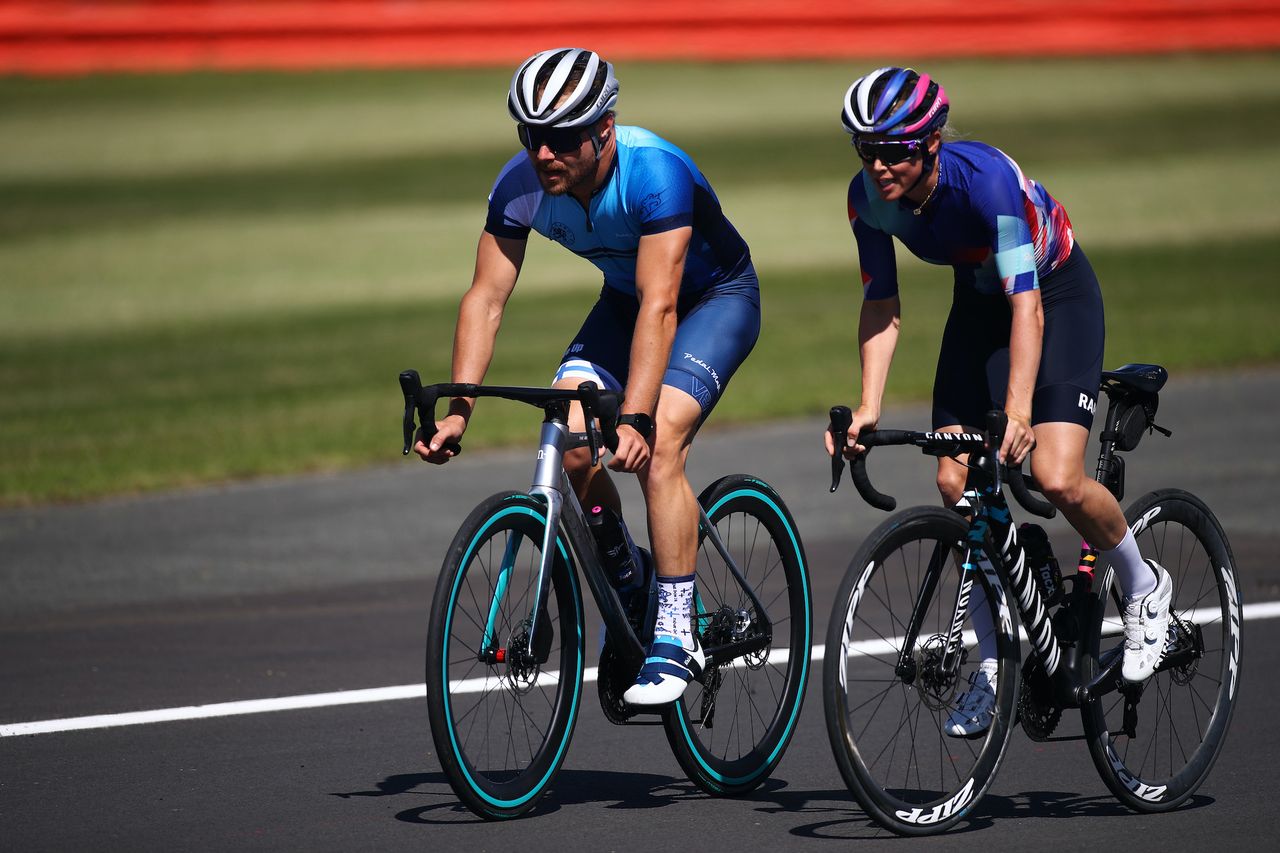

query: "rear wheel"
left=663, top=475, right=812, bottom=795
left=1083, top=489, right=1241, bottom=812
left=823, top=505, right=1019, bottom=835
left=426, top=492, right=585, bottom=820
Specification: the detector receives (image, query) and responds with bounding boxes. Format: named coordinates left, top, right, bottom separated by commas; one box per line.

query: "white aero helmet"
left=508, top=48, right=619, bottom=128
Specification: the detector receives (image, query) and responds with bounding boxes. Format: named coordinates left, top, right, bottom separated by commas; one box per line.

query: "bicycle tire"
left=663, top=475, right=813, bottom=796
left=426, top=491, right=585, bottom=820
left=823, top=505, right=1020, bottom=835
left=1082, top=488, right=1242, bottom=812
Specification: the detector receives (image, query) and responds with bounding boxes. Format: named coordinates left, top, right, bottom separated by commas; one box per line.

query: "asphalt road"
left=2, top=367, right=1278, bottom=851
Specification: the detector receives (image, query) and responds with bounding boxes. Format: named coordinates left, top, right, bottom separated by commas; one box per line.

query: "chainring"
left=597, top=641, right=640, bottom=725
left=1018, top=656, right=1062, bottom=741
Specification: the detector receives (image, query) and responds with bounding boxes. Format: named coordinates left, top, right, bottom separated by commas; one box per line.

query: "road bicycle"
left=399, top=370, right=812, bottom=820
left=821, top=363, right=1241, bottom=835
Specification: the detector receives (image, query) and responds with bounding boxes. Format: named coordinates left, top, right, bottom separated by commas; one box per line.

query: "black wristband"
left=617, top=412, right=654, bottom=438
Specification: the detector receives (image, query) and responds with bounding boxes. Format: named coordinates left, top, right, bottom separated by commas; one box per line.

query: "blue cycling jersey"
left=848, top=140, right=1075, bottom=299
left=484, top=125, right=751, bottom=295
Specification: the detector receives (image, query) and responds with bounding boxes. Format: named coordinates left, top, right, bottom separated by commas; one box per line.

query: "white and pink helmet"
left=841, top=67, right=950, bottom=139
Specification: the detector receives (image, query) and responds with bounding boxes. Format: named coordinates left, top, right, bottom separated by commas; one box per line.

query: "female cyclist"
left=823, top=67, right=1172, bottom=736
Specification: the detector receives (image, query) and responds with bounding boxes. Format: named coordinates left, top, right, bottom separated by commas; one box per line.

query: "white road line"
left=5, top=599, right=1278, bottom=738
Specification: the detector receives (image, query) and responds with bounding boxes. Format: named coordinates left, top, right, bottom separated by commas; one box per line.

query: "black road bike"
left=821, top=364, right=1241, bottom=835
left=400, top=372, right=812, bottom=820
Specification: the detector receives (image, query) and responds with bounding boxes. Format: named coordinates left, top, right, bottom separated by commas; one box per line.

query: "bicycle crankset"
left=1018, top=656, right=1062, bottom=741
left=597, top=641, right=640, bottom=724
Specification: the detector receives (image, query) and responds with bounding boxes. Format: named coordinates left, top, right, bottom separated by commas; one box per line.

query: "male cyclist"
left=414, top=48, right=761, bottom=706
left=823, top=67, right=1174, bottom=735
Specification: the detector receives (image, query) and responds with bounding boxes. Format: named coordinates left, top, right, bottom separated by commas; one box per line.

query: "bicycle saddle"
left=1101, top=363, right=1167, bottom=396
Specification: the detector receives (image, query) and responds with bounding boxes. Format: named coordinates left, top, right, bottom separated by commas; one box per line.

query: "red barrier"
left=4, top=1, right=1280, bottom=76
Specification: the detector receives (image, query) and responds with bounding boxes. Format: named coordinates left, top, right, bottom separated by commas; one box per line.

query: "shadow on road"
left=332, top=769, right=792, bottom=823
left=762, top=788, right=1215, bottom=840
left=333, top=770, right=1211, bottom=833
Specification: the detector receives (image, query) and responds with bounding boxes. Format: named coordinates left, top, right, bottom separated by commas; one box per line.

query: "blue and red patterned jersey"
left=848, top=140, right=1074, bottom=300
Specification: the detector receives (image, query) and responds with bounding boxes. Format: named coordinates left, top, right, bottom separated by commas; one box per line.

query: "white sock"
left=653, top=573, right=696, bottom=650
left=1103, top=530, right=1155, bottom=599
left=966, top=557, right=999, bottom=666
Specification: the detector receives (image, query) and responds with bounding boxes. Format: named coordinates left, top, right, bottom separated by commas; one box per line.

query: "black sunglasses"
left=852, top=137, right=927, bottom=166
left=517, top=123, right=588, bottom=155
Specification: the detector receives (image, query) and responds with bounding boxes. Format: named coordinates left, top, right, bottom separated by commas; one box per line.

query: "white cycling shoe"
left=1121, top=560, right=1174, bottom=683
left=622, top=633, right=704, bottom=706
left=944, top=664, right=998, bottom=738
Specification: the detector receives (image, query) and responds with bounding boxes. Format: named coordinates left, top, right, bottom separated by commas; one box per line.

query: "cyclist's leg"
left=1029, top=422, right=1126, bottom=547
left=641, top=268, right=761, bottom=589
left=1032, top=244, right=1170, bottom=681
left=931, top=282, right=1010, bottom=505
left=1029, top=246, right=1158, bottom=598
left=552, top=285, right=634, bottom=511
left=931, top=286, right=1008, bottom=668
left=623, top=269, right=761, bottom=705
left=621, top=386, right=703, bottom=705
left=638, top=388, right=702, bottom=581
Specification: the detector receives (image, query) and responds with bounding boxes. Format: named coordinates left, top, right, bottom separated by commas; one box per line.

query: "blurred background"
left=3, top=1, right=1279, bottom=504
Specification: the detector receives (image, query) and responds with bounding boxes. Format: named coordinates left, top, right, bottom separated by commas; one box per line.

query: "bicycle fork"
left=893, top=490, right=1063, bottom=697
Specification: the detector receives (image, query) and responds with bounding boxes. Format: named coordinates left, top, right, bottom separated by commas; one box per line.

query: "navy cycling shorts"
left=555, top=266, right=761, bottom=421
left=932, top=244, right=1105, bottom=431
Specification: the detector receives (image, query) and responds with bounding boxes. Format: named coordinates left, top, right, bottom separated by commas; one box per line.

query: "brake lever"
left=829, top=405, right=853, bottom=493
left=400, top=370, right=423, bottom=455
left=578, top=382, right=601, bottom=468
left=398, top=369, right=462, bottom=457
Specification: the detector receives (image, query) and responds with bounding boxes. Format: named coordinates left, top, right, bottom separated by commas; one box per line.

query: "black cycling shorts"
left=932, top=243, right=1104, bottom=430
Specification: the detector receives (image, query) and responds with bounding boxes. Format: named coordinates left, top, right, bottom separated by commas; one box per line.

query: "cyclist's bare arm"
left=414, top=231, right=525, bottom=462
left=1002, top=288, right=1043, bottom=463
left=828, top=294, right=900, bottom=458
left=610, top=225, right=690, bottom=471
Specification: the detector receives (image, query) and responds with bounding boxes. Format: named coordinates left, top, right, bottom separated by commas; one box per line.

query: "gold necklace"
left=912, top=171, right=939, bottom=216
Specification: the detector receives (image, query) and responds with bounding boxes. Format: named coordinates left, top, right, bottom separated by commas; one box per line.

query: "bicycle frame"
left=472, top=399, right=776, bottom=676
left=891, top=402, right=1195, bottom=715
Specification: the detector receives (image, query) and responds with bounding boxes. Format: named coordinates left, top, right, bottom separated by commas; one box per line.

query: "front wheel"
left=823, top=505, right=1020, bottom=835
left=1082, top=488, right=1242, bottom=812
left=663, top=475, right=813, bottom=796
left=425, top=491, right=585, bottom=820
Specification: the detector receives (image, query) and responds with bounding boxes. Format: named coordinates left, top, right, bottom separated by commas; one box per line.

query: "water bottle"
left=1019, top=522, right=1063, bottom=607
left=587, top=505, right=638, bottom=589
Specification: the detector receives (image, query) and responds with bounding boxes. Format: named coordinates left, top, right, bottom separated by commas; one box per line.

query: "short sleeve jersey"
left=848, top=140, right=1075, bottom=299
left=484, top=125, right=751, bottom=295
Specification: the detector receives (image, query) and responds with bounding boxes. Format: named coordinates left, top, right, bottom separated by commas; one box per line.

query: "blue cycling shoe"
left=622, top=633, right=704, bottom=706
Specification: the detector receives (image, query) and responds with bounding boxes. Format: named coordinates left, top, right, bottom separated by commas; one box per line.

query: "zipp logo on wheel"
left=895, top=777, right=975, bottom=824
left=1105, top=743, right=1167, bottom=802
left=1130, top=506, right=1162, bottom=536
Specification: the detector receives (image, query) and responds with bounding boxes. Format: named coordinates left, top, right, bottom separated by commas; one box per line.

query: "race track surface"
left=2, top=368, right=1278, bottom=850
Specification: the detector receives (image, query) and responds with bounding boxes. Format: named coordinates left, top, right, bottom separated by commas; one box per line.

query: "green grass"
left=2, top=54, right=1279, bottom=503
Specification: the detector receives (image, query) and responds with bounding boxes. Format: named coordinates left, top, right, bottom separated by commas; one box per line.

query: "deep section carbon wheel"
left=1083, top=488, right=1241, bottom=812
left=426, top=491, right=585, bottom=820
left=663, top=475, right=812, bottom=796
left=823, top=505, right=1019, bottom=835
